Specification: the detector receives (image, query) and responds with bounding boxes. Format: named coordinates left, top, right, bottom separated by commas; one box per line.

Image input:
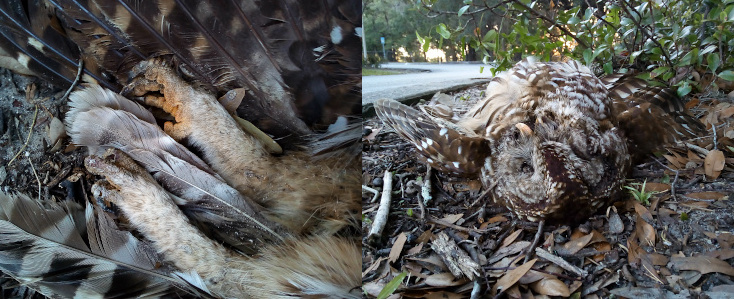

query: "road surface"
left=362, top=62, right=493, bottom=108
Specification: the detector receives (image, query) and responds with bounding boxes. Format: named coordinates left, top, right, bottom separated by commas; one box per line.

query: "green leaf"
left=707, top=53, right=721, bottom=72
left=582, top=48, right=593, bottom=65
left=677, top=81, right=692, bottom=97
left=719, top=70, right=734, bottom=81
left=678, top=50, right=696, bottom=66
left=650, top=66, right=671, bottom=78
left=603, top=62, right=613, bottom=74
left=483, top=30, right=498, bottom=43
left=568, top=16, right=581, bottom=24
left=377, top=272, right=408, bottom=299
left=479, top=66, right=485, bottom=73
left=458, top=5, right=469, bottom=17
left=436, top=24, right=451, bottom=39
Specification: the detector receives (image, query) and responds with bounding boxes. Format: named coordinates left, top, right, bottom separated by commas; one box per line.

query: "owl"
left=375, top=58, right=701, bottom=224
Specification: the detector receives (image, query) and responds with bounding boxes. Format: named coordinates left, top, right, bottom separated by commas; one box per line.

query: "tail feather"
left=0, top=191, right=206, bottom=298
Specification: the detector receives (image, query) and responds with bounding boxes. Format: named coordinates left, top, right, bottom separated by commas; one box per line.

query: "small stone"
left=372, top=177, right=383, bottom=187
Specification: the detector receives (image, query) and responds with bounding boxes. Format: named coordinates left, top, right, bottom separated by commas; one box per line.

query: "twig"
left=524, top=220, right=545, bottom=263
left=685, top=143, right=710, bottom=155
left=421, top=166, right=432, bottom=204
left=535, top=247, right=588, bottom=277
left=428, top=217, right=498, bottom=233
left=367, top=170, right=393, bottom=244
left=362, top=185, right=379, bottom=203
left=60, top=57, right=84, bottom=102
left=27, top=155, right=41, bottom=200
left=509, top=0, right=589, bottom=49
left=7, top=105, right=39, bottom=166
left=654, top=158, right=679, bottom=201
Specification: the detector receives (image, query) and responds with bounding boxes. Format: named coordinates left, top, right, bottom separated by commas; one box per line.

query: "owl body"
left=376, top=59, right=633, bottom=223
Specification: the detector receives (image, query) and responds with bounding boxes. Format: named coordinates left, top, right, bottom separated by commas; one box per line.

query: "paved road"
left=362, top=62, right=493, bottom=108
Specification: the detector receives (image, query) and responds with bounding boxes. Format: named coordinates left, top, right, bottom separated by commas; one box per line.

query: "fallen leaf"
left=405, top=242, right=424, bottom=256
left=685, top=191, right=727, bottom=200
left=424, top=291, right=464, bottom=299
left=704, top=149, right=725, bottom=179
left=633, top=201, right=654, bottom=224
left=635, top=215, right=656, bottom=246
left=424, top=272, right=467, bottom=287
left=488, top=241, right=531, bottom=264
left=440, top=214, right=464, bottom=225
left=501, top=229, right=523, bottom=248
left=558, top=232, right=593, bottom=255
left=644, top=182, right=670, bottom=192
left=487, top=215, right=508, bottom=223
left=610, top=287, right=690, bottom=299
left=530, top=277, right=571, bottom=297
left=670, top=256, right=734, bottom=276
left=491, top=259, right=537, bottom=296
left=389, top=233, right=408, bottom=263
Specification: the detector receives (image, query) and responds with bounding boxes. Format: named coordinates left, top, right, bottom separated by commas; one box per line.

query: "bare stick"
left=27, top=154, right=41, bottom=200
left=60, top=58, right=84, bottom=102
left=362, top=185, right=379, bottom=203
left=367, top=170, right=393, bottom=244
left=7, top=105, right=38, bottom=166
left=535, top=247, right=588, bottom=277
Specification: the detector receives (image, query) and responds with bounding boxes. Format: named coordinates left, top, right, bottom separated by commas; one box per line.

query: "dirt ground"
left=0, top=67, right=89, bottom=298
left=361, top=85, right=734, bottom=298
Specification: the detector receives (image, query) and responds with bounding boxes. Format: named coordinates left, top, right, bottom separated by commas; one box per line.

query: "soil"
left=0, top=68, right=88, bottom=298
left=361, top=85, right=734, bottom=298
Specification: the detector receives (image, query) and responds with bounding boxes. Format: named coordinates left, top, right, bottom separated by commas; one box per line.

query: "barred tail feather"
left=0, top=191, right=207, bottom=298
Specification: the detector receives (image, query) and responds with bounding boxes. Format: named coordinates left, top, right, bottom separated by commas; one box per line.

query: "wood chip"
left=430, top=232, right=480, bottom=280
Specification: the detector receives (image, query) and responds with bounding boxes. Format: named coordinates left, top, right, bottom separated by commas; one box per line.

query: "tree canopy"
left=364, top=0, right=734, bottom=95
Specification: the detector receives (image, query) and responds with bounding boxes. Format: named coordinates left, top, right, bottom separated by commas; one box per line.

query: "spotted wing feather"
left=374, top=98, right=490, bottom=175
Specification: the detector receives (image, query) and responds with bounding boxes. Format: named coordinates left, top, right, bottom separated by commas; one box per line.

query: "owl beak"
left=515, top=122, right=533, bottom=137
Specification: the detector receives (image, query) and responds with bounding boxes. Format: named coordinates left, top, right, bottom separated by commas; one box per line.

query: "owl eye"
left=520, top=160, right=534, bottom=173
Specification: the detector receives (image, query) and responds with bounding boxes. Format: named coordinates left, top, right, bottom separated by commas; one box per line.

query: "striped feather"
left=0, top=191, right=208, bottom=298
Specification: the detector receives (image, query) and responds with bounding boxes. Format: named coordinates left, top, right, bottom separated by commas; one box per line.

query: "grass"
left=362, top=68, right=403, bottom=76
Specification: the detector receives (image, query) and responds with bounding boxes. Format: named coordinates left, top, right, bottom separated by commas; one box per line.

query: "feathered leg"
left=85, top=149, right=361, bottom=298
left=122, top=60, right=359, bottom=234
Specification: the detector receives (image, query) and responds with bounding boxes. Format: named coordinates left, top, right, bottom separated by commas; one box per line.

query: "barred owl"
left=375, top=58, right=701, bottom=224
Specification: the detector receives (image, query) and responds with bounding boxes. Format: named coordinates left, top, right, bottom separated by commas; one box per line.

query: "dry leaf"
left=530, top=277, right=571, bottom=297
left=633, top=201, right=654, bottom=224
left=558, top=232, right=593, bottom=255
left=670, top=256, right=734, bottom=276
left=389, top=233, right=408, bottom=263
left=424, top=272, right=467, bottom=287
left=487, top=215, right=508, bottom=224
left=424, top=291, right=464, bottom=299
left=644, top=182, right=670, bottom=192
left=635, top=215, right=656, bottom=246
left=704, top=149, right=725, bottom=179
left=489, top=241, right=531, bottom=264
left=501, top=229, right=523, bottom=248
left=685, top=191, right=727, bottom=200
left=440, top=214, right=464, bottom=225
left=491, top=259, right=537, bottom=296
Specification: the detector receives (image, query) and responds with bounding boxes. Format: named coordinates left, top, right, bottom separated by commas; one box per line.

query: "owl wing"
left=374, top=98, right=491, bottom=176
left=609, top=76, right=705, bottom=159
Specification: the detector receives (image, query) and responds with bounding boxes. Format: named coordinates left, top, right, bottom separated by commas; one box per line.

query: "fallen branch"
left=535, top=247, right=588, bottom=277
left=367, top=170, right=393, bottom=244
